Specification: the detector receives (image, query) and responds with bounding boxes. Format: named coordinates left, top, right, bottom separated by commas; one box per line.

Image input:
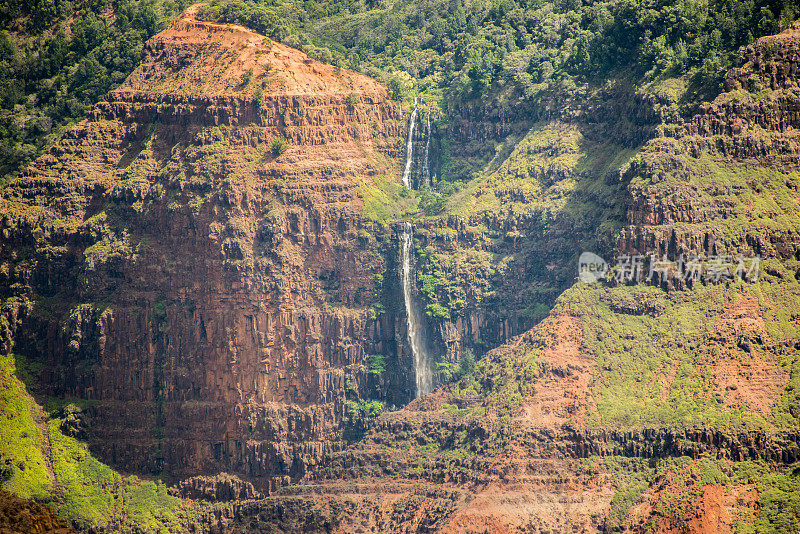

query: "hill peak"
left=115, top=4, right=389, bottom=99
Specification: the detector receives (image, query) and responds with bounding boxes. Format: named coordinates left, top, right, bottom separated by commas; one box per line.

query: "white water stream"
left=421, top=110, right=431, bottom=187
left=401, top=97, right=418, bottom=188
left=400, top=221, right=433, bottom=397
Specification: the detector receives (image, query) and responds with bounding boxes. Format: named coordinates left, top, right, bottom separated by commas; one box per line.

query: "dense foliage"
left=199, top=0, right=799, bottom=105
left=1, top=0, right=797, bottom=182
left=0, top=0, right=188, bottom=180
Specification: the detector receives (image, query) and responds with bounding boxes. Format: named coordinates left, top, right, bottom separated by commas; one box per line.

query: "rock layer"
left=0, top=6, right=406, bottom=487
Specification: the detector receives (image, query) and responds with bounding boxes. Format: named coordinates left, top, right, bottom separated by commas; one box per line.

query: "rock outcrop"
left=621, top=23, right=800, bottom=266
left=0, top=5, right=407, bottom=488
left=0, top=490, right=76, bottom=534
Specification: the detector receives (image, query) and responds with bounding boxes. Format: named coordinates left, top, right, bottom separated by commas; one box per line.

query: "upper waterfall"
left=421, top=109, right=431, bottom=188
left=401, top=97, right=418, bottom=189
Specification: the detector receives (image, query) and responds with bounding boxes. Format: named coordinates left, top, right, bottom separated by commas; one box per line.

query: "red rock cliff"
left=0, top=5, right=407, bottom=488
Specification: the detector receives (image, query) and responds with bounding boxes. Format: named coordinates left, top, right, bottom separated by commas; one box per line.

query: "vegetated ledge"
left=313, top=417, right=800, bottom=486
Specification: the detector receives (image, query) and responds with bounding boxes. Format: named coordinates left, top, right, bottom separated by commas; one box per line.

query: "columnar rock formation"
left=0, top=6, right=409, bottom=487
left=4, top=5, right=800, bottom=532
left=620, top=23, right=800, bottom=265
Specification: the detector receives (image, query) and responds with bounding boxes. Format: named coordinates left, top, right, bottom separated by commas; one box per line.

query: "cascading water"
left=398, top=98, right=434, bottom=396
left=421, top=110, right=431, bottom=188
left=400, top=221, right=433, bottom=397
left=401, top=97, right=418, bottom=188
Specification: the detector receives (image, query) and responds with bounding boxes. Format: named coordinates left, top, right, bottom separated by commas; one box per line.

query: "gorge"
left=1, top=1, right=800, bottom=533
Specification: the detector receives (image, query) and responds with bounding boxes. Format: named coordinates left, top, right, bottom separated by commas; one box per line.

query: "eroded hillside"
left=1, top=5, right=409, bottom=493
left=2, top=5, right=800, bottom=534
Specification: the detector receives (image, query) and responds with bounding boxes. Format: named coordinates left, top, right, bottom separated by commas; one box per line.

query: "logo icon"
left=578, top=252, right=608, bottom=283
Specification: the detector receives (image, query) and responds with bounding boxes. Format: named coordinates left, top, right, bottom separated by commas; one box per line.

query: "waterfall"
left=400, top=221, right=433, bottom=397
left=421, top=109, right=431, bottom=188
left=401, top=97, right=418, bottom=189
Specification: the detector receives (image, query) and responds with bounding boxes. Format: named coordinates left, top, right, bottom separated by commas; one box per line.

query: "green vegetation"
left=418, top=188, right=446, bottom=216
left=83, top=233, right=132, bottom=270
left=746, top=466, right=800, bottom=533
left=556, top=282, right=800, bottom=428
left=198, top=0, right=793, bottom=106
left=367, top=354, right=386, bottom=374
left=648, top=456, right=730, bottom=526
left=193, top=0, right=797, bottom=195
left=437, top=349, right=476, bottom=382
left=629, top=151, right=800, bottom=262
left=399, top=121, right=634, bottom=339
left=0, top=354, right=203, bottom=530
left=343, top=398, right=385, bottom=441
left=0, top=354, right=52, bottom=500
left=358, top=174, right=418, bottom=223
left=3, top=0, right=800, bottom=530
left=345, top=399, right=384, bottom=418
left=0, top=0, right=191, bottom=180
left=345, top=92, right=360, bottom=108
left=415, top=244, right=498, bottom=321
left=123, top=478, right=185, bottom=532
left=49, top=417, right=119, bottom=525
left=240, top=67, right=253, bottom=86
left=47, top=418, right=193, bottom=530
left=601, top=456, right=654, bottom=529
left=628, top=458, right=800, bottom=532
left=269, top=135, right=288, bottom=157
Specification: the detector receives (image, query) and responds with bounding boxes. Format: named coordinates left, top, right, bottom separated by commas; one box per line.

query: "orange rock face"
left=0, top=6, right=407, bottom=487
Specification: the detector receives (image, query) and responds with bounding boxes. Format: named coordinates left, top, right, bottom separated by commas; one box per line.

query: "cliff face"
left=621, top=24, right=800, bottom=265
left=4, top=5, right=800, bottom=533
left=0, top=6, right=410, bottom=487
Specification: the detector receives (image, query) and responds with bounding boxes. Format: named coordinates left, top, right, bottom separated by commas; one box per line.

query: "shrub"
left=367, top=354, right=386, bottom=374
left=438, top=349, right=476, bottom=383
left=388, top=77, right=404, bottom=101
left=346, top=92, right=360, bottom=108
left=426, top=302, right=450, bottom=319
left=457, top=349, right=476, bottom=379
left=343, top=399, right=385, bottom=442
left=419, top=189, right=445, bottom=215
left=270, top=136, right=288, bottom=157
left=240, top=68, right=253, bottom=87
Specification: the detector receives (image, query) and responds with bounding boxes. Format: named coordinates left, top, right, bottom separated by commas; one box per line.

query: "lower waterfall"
left=400, top=221, right=433, bottom=397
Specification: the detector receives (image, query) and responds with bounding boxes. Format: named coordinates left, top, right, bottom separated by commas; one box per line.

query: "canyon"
left=1, top=5, right=800, bottom=534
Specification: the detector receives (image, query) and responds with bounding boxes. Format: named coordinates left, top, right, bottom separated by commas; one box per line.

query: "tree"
left=388, top=76, right=405, bottom=101
left=270, top=136, right=288, bottom=157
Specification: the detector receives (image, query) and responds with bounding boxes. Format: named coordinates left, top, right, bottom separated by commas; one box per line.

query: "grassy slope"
left=0, top=354, right=52, bottom=500
left=0, top=353, right=202, bottom=532
left=567, top=282, right=800, bottom=429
